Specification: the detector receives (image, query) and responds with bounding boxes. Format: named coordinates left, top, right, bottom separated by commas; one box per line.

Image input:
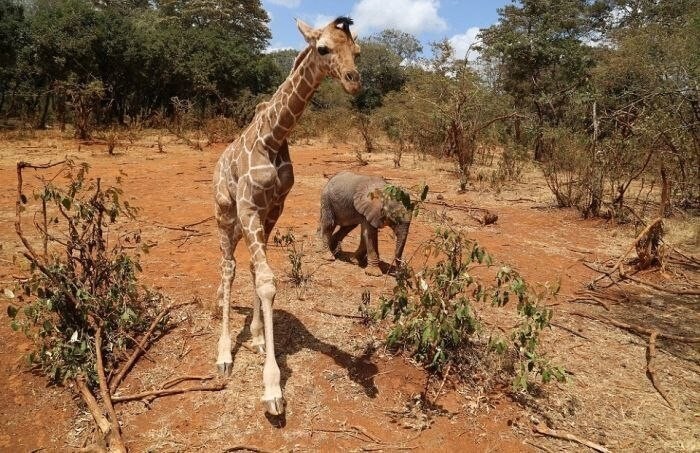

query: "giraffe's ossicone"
left=211, top=16, right=361, bottom=416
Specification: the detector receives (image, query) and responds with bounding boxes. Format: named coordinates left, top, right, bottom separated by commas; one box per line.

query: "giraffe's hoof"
left=263, top=397, right=286, bottom=416
left=216, top=362, right=232, bottom=376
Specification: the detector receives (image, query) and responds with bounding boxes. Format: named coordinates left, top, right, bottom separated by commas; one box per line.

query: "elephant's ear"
left=354, top=186, right=385, bottom=229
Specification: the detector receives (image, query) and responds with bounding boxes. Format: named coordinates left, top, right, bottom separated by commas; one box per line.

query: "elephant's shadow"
left=333, top=251, right=393, bottom=274
left=230, top=305, right=379, bottom=410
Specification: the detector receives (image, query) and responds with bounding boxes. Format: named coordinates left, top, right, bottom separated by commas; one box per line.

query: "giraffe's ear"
left=351, top=30, right=358, bottom=42
left=297, top=19, right=322, bottom=44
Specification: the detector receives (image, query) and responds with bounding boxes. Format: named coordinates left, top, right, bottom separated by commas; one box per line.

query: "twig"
left=161, top=374, right=214, bottom=389
left=551, top=322, right=590, bottom=340
left=110, top=300, right=196, bottom=394
left=568, top=296, right=610, bottom=311
left=112, top=381, right=225, bottom=403
left=313, top=306, right=364, bottom=319
left=95, top=326, right=126, bottom=452
left=532, top=425, right=610, bottom=453
left=646, top=331, right=675, bottom=409
left=570, top=311, right=700, bottom=343
left=154, top=216, right=214, bottom=233
left=432, top=362, right=452, bottom=405
left=223, top=446, right=273, bottom=453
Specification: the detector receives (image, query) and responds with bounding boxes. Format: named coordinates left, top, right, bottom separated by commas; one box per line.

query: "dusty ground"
left=0, top=131, right=698, bottom=452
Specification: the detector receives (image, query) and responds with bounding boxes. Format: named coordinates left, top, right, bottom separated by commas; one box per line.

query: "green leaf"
left=61, top=197, right=71, bottom=210
left=20, top=194, right=27, bottom=204
left=7, top=305, right=18, bottom=319
left=10, top=320, right=19, bottom=332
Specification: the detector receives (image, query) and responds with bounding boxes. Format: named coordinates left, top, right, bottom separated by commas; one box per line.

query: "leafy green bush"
left=8, top=160, right=164, bottom=390
left=376, top=227, right=566, bottom=392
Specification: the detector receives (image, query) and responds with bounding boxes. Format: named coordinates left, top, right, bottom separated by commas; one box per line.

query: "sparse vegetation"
left=376, top=227, right=566, bottom=393
left=7, top=159, right=219, bottom=451
left=273, top=229, right=312, bottom=298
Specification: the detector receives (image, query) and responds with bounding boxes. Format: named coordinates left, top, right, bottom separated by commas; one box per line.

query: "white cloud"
left=448, top=27, right=481, bottom=61
left=268, top=0, right=301, bottom=7
left=311, top=14, right=334, bottom=29
left=351, top=0, right=448, bottom=35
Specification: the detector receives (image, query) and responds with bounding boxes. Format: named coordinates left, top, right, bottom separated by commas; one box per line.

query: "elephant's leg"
left=330, top=224, right=356, bottom=257
left=354, top=227, right=367, bottom=264
left=318, top=197, right=338, bottom=260
left=362, top=221, right=383, bottom=276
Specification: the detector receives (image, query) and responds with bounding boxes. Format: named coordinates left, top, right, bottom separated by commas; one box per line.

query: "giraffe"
left=211, top=17, right=361, bottom=416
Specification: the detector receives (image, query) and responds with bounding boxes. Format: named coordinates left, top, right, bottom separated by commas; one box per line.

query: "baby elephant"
left=318, top=171, right=412, bottom=276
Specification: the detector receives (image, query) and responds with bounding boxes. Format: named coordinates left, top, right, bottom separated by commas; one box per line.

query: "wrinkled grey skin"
left=318, top=171, right=412, bottom=276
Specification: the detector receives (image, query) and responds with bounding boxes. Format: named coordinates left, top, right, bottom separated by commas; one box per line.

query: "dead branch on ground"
left=423, top=200, right=498, bottom=225
left=570, top=312, right=700, bottom=343
left=313, top=306, right=365, bottom=319
left=532, top=425, right=610, bottom=453
left=95, top=326, right=127, bottom=452
left=590, top=218, right=663, bottom=287
left=646, top=331, right=675, bottom=409
left=112, top=381, right=226, bottom=403
left=110, top=300, right=197, bottom=394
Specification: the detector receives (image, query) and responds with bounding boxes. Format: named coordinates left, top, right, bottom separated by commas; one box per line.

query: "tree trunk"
left=36, top=92, right=51, bottom=130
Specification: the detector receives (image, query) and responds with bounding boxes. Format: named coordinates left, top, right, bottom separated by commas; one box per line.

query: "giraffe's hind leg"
left=215, top=203, right=243, bottom=376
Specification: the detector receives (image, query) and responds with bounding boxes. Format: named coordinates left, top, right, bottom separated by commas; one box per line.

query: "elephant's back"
left=322, top=171, right=385, bottom=225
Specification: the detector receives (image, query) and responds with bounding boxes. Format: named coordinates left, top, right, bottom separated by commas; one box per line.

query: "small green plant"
left=273, top=229, right=312, bottom=297
left=376, top=227, right=566, bottom=392
left=378, top=228, right=491, bottom=369
left=491, top=267, right=567, bottom=391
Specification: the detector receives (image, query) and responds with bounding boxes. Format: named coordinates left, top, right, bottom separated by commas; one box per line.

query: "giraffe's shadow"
left=230, top=306, right=379, bottom=424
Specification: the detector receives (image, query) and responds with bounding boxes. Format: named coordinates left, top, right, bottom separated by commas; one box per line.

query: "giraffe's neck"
left=265, top=47, right=326, bottom=144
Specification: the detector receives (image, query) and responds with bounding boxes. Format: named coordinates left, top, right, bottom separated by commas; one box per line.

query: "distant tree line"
left=0, top=0, right=282, bottom=135
left=0, top=0, right=696, bottom=214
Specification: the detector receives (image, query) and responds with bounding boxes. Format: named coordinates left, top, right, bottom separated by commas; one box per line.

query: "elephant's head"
left=354, top=186, right=413, bottom=266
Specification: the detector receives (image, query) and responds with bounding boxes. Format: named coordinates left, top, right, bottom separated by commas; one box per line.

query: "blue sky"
left=261, top=0, right=511, bottom=59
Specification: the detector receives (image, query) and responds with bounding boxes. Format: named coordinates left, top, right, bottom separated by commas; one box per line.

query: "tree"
left=478, top=0, right=597, bottom=160
left=370, top=29, right=423, bottom=62
left=353, top=39, right=406, bottom=111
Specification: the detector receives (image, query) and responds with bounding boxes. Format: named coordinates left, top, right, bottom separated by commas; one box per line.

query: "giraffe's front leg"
left=241, top=206, right=285, bottom=415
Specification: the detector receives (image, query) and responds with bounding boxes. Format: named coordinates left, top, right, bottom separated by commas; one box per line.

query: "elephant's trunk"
left=392, top=221, right=410, bottom=266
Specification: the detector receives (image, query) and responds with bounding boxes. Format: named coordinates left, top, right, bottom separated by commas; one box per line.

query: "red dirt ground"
left=0, top=131, right=698, bottom=452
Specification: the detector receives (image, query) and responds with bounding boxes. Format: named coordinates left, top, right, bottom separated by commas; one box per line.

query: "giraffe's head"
left=297, top=17, right=361, bottom=95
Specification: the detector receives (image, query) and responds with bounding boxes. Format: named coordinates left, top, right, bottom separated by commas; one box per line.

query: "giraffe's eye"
left=317, top=45, right=330, bottom=56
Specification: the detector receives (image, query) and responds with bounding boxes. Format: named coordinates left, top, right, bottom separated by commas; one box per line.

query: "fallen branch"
left=570, top=312, right=700, bottom=343
left=112, top=381, right=226, bottom=403
left=568, top=296, right=610, bottom=311
left=110, top=300, right=196, bottom=394
left=313, top=306, right=364, bottom=319
left=551, top=322, right=590, bottom=340
left=223, top=446, right=273, bottom=453
left=532, top=425, right=610, bottom=453
left=95, top=326, right=127, bottom=453
left=75, top=377, right=111, bottom=437
left=590, top=218, right=662, bottom=286
left=622, top=274, right=700, bottom=296
left=646, top=331, right=675, bottom=409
